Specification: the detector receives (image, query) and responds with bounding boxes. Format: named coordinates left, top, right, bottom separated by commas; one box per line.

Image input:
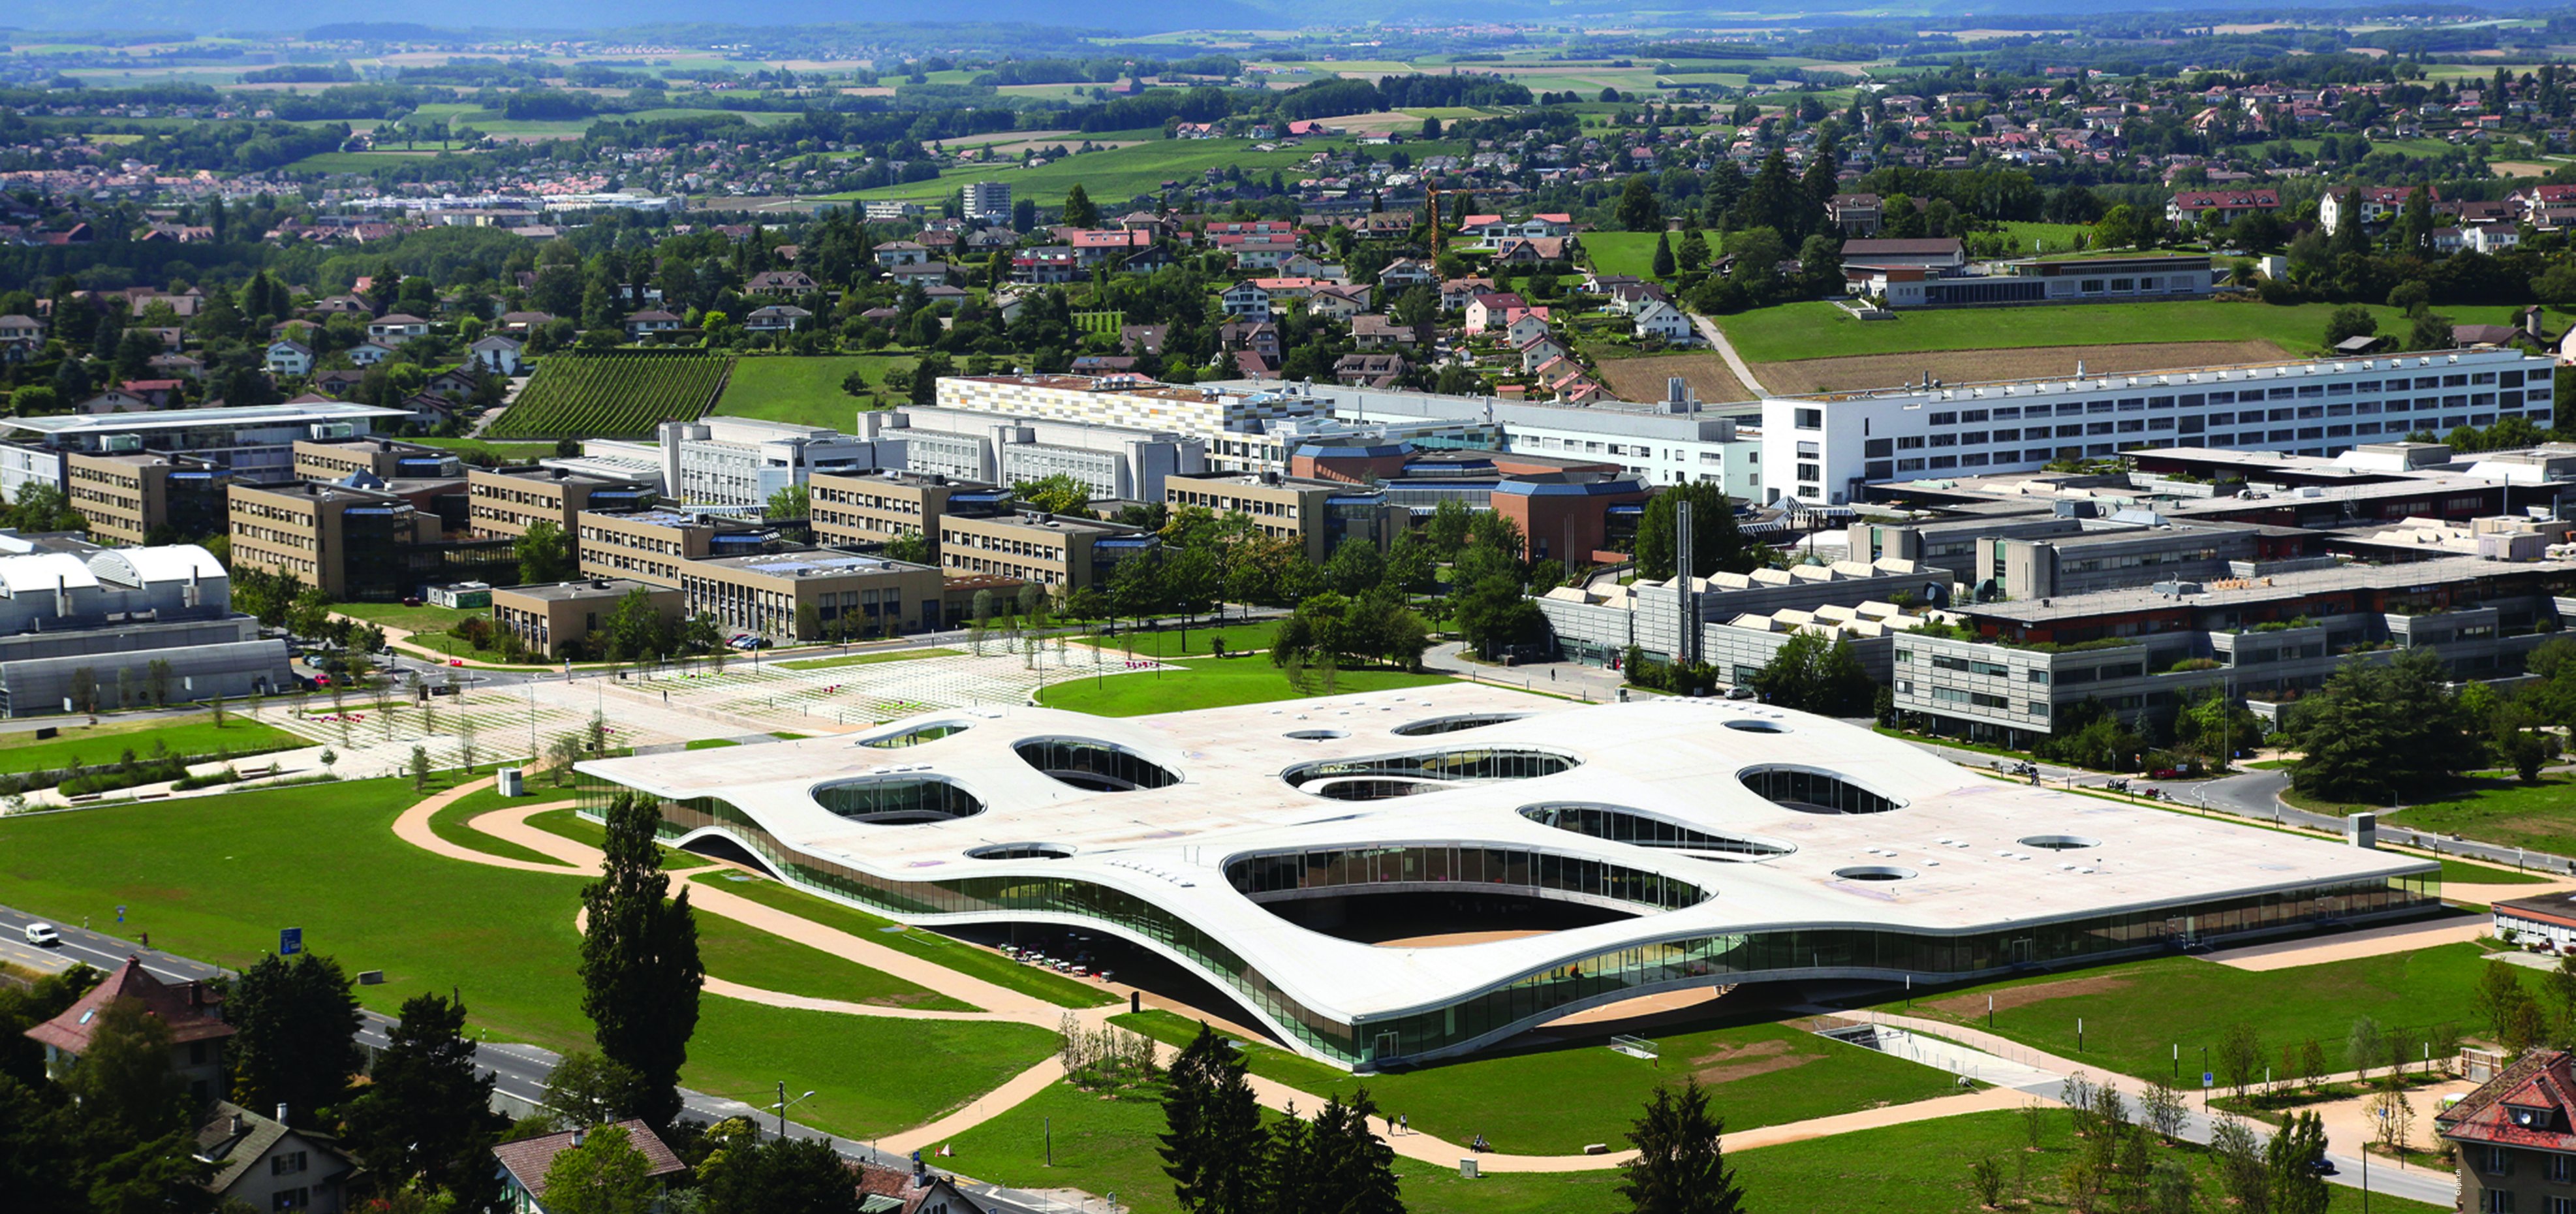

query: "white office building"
left=1758, top=349, right=2556, bottom=506
left=580, top=416, right=886, bottom=509
left=963, top=181, right=1012, bottom=225
left=869, top=405, right=1205, bottom=503
left=0, top=401, right=411, bottom=501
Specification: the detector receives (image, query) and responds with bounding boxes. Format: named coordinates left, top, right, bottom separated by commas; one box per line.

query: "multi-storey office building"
left=0, top=401, right=409, bottom=501
left=580, top=418, right=885, bottom=509
left=491, top=578, right=684, bottom=658
left=66, top=452, right=230, bottom=547
left=678, top=551, right=947, bottom=642
left=880, top=404, right=1205, bottom=502
left=1537, top=558, right=1946, bottom=668
left=467, top=466, right=656, bottom=557
left=574, top=508, right=784, bottom=589
left=1761, top=349, right=2556, bottom=506
left=937, top=510, right=1155, bottom=591
left=228, top=481, right=443, bottom=600
left=1162, top=471, right=1391, bottom=564
left=808, top=472, right=1013, bottom=557
left=292, top=437, right=461, bottom=484
left=1888, top=551, right=2576, bottom=745
left=1250, top=379, right=1765, bottom=496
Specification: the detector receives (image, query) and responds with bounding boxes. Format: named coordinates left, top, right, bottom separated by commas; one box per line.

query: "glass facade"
left=1013, top=738, right=1181, bottom=790
left=810, top=775, right=984, bottom=823
left=1222, top=844, right=1708, bottom=914
left=579, top=778, right=2439, bottom=1069
left=1389, top=713, right=1530, bottom=737
left=1282, top=747, right=1580, bottom=792
left=860, top=722, right=970, bottom=749
left=1521, top=803, right=1795, bottom=858
left=1738, top=766, right=1904, bottom=814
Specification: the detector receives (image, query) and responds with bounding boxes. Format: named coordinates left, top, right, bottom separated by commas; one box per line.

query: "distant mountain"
left=14, top=0, right=1279, bottom=36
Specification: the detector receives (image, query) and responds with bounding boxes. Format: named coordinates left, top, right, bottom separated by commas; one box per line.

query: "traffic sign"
left=280, top=927, right=302, bottom=956
left=2202, top=1072, right=2215, bottom=1088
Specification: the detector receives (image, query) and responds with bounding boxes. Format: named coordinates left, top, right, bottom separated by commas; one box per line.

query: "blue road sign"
left=2202, top=1072, right=2215, bottom=1088
left=280, top=927, right=302, bottom=956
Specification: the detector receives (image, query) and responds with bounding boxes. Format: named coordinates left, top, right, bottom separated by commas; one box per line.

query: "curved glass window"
left=1223, top=843, right=1707, bottom=914
left=811, top=775, right=984, bottom=824
left=1390, top=713, right=1530, bottom=737
left=1283, top=747, right=1578, bottom=794
left=1738, top=766, right=1904, bottom=815
left=860, top=722, right=970, bottom=749
left=1014, top=738, right=1181, bottom=792
left=1519, top=803, right=1794, bottom=858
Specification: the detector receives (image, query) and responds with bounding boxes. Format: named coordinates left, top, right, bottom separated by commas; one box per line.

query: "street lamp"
left=772, top=1083, right=815, bottom=1138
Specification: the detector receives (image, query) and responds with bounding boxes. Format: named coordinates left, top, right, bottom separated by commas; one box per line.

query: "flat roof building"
left=0, top=400, right=409, bottom=503
left=574, top=508, right=786, bottom=589
left=66, top=451, right=231, bottom=548
left=292, top=437, right=461, bottom=485
left=937, top=510, right=1155, bottom=592
left=467, top=465, right=657, bottom=556
left=1163, top=471, right=1390, bottom=565
left=576, top=689, right=2436, bottom=1069
left=809, top=471, right=1012, bottom=557
left=678, top=550, right=946, bottom=642
left=0, top=538, right=290, bottom=715
left=492, top=578, right=684, bottom=659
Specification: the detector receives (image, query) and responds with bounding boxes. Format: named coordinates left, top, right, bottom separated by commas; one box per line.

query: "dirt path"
left=1688, top=311, right=1769, bottom=397
left=2203, top=917, right=2493, bottom=972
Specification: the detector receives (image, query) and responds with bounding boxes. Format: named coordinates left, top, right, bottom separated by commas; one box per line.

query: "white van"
left=22, top=922, right=60, bottom=947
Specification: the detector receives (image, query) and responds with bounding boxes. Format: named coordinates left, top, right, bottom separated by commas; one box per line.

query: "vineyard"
left=1073, top=310, right=1124, bottom=337
left=487, top=351, right=733, bottom=439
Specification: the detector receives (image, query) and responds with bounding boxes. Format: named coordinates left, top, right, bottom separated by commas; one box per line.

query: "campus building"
left=465, top=466, right=657, bottom=556
left=290, top=437, right=461, bottom=484
left=65, top=451, right=231, bottom=547
left=491, top=578, right=684, bottom=658
left=876, top=405, right=1207, bottom=501
left=581, top=417, right=885, bottom=509
left=1162, top=471, right=1392, bottom=564
left=1260, top=379, right=1764, bottom=497
left=574, top=688, right=2437, bottom=1069
left=0, top=400, right=409, bottom=502
left=809, top=471, right=1014, bottom=557
left=0, top=538, right=291, bottom=716
left=228, top=480, right=504, bottom=601
left=573, top=508, right=785, bottom=589
left=677, top=550, right=947, bottom=642
left=1760, top=349, right=2556, bottom=506
left=936, top=510, right=1155, bottom=592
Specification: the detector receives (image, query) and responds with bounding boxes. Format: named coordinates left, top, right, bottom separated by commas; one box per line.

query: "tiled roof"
left=24, top=955, right=233, bottom=1053
left=492, top=1121, right=685, bottom=1199
left=2440, top=1049, right=2576, bottom=1150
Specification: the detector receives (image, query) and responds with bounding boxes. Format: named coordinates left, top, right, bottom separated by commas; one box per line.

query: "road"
left=0, top=902, right=1079, bottom=1214
left=1686, top=309, right=1769, bottom=397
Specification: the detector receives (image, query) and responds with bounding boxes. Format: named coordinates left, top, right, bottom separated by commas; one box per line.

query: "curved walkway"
left=397, top=783, right=2051, bottom=1174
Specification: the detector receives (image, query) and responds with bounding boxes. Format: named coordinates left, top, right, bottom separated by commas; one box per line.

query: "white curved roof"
left=0, top=552, right=99, bottom=597
left=580, top=686, right=2429, bottom=1063
left=86, top=544, right=224, bottom=587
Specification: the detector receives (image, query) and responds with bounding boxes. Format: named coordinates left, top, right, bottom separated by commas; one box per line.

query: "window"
left=2485, top=1193, right=2514, bottom=1214
left=2554, top=1155, right=2576, bottom=1183
left=1929, top=411, right=1957, bottom=426
left=1898, top=435, right=1926, bottom=450
left=272, top=1190, right=311, bottom=1213
left=2549, top=1198, right=2573, bottom=1214
left=2491, top=1146, right=2518, bottom=1176
left=1794, top=408, right=1823, bottom=429
left=272, top=1152, right=309, bottom=1177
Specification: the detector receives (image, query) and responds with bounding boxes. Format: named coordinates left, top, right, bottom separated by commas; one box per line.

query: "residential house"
left=118, top=379, right=183, bottom=407
left=1275, top=253, right=1346, bottom=281
left=266, top=340, right=313, bottom=378
left=1501, top=309, right=1555, bottom=347
left=745, top=270, right=822, bottom=298
left=1633, top=300, right=1696, bottom=345
left=195, top=1102, right=356, bottom=1214
left=494, top=1121, right=686, bottom=1214
left=888, top=262, right=954, bottom=287
left=469, top=334, right=526, bottom=375
left=625, top=310, right=684, bottom=340
left=1219, top=320, right=1280, bottom=361
left=0, top=313, right=42, bottom=361
left=2165, top=188, right=2282, bottom=228
left=1439, top=277, right=1500, bottom=312
left=313, top=368, right=367, bottom=398
left=1464, top=292, right=1529, bottom=333
left=426, top=368, right=483, bottom=401
left=1492, top=236, right=1575, bottom=266
left=744, top=305, right=813, bottom=333
left=1515, top=332, right=1570, bottom=371
left=1307, top=285, right=1371, bottom=320
left=1378, top=258, right=1437, bottom=289
left=1353, top=315, right=1424, bottom=349
left=1012, top=247, right=1079, bottom=285
left=24, top=955, right=233, bottom=1106
left=1333, top=352, right=1409, bottom=388
left=77, top=389, right=157, bottom=414
left=2321, top=185, right=2438, bottom=234
left=1068, top=229, right=1153, bottom=268
left=2468, top=223, right=2522, bottom=254
left=366, top=313, right=431, bottom=342
left=1119, top=324, right=1170, bottom=355
left=497, top=311, right=555, bottom=335
left=345, top=341, right=397, bottom=367
left=1826, top=193, right=1885, bottom=236
left=875, top=240, right=931, bottom=267
left=2435, top=1048, right=2576, bottom=1214
left=1221, top=281, right=1275, bottom=319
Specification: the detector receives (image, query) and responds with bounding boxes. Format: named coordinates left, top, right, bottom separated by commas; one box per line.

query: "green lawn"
left=526, top=808, right=705, bottom=871
left=0, top=779, right=1061, bottom=1137
left=332, top=602, right=480, bottom=636
left=2333, top=775, right=2576, bottom=858
left=1991, top=220, right=2099, bottom=256
left=1716, top=300, right=2537, bottom=365
left=424, top=779, right=571, bottom=868
left=1112, top=1009, right=1961, bottom=1155
left=1874, top=944, right=2512, bottom=1082
left=684, top=738, right=740, bottom=751
left=776, top=647, right=962, bottom=671
left=947, top=1078, right=1175, bottom=1208
left=715, top=877, right=1121, bottom=1009
left=713, top=355, right=910, bottom=428
left=1583, top=230, right=1669, bottom=281
left=695, top=913, right=973, bottom=1012
left=828, top=138, right=1351, bottom=206
left=0, top=713, right=307, bottom=775
left=1084, top=622, right=1278, bottom=660
left=1038, top=655, right=1448, bottom=716
left=2440, top=855, right=2554, bottom=885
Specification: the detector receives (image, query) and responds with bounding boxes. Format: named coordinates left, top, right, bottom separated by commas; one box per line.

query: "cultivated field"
left=487, top=350, right=730, bottom=439
left=1592, top=350, right=1752, bottom=404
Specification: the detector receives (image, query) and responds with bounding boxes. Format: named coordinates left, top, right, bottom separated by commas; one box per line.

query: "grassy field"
left=2440, top=854, right=2554, bottom=885
left=713, top=355, right=909, bottom=428
left=1875, top=944, right=2511, bottom=1082
left=526, top=808, right=706, bottom=872
left=828, top=138, right=1348, bottom=206
left=2340, top=775, right=2576, bottom=858
left=0, top=712, right=307, bottom=774
left=0, top=779, right=1060, bottom=1136
left=694, top=913, right=972, bottom=1011
left=1717, top=300, right=2536, bottom=366
left=1038, top=654, right=1449, bottom=716
left=283, top=150, right=449, bottom=174
left=717, top=876, right=1121, bottom=1009
left=423, top=779, right=571, bottom=869
left=1113, top=1010, right=1962, bottom=1155
left=776, top=647, right=962, bottom=671
left=1991, top=221, right=2099, bottom=255
left=332, top=601, right=480, bottom=635
left=1083, top=622, right=1279, bottom=660
left=1583, top=230, right=1669, bottom=281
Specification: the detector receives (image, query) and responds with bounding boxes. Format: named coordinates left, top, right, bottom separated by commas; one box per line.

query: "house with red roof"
left=25, top=954, right=233, bottom=1105
left=2164, top=188, right=2281, bottom=228
left=2437, top=1048, right=2576, bottom=1213
left=494, top=1121, right=687, bottom=1213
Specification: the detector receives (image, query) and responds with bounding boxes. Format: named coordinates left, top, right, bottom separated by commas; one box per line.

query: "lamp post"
left=771, top=1082, right=815, bottom=1139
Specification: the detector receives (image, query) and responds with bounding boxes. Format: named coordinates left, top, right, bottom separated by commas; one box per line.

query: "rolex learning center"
left=574, top=684, right=2436, bottom=1068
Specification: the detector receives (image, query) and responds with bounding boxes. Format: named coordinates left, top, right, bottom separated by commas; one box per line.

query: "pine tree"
left=343, top=992, right=508, bottom=1206
left=1651, top=232, right=1676, bottom=278
left=1307, top=1091, right=1402, bottom=1214
left=1159, top=1023, right=1264, bottom=1214
left=226, top=951, right=365, bottom=1125
left=1619, top=1078, right=1746, bottom=1214
left=2265, top=1110, right=2330, bottom=1214
left=578, top=792, right=704, bottom=1128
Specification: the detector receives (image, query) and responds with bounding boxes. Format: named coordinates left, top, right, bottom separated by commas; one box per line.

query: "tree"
left=765, top=484, right=811, bottom=521
left=2371, top=1087, right=2416, bottom=1161
left=226, top=951, right=365, bottom=1125
left=518, top=519, right=574, bottom=585
left=699, top=1130, right=863, bottom=1214
left=67, top=997, right=188, bottom=1142
left=884, top=532, right=932, bottom=565
left=2216, top=1021, right=2264, bottom=1098
left=1632, top=483, right=1754, bottom=580
left=2290, top=650, right=2472, bottom=802
left=604, top=587, right=674, bottom=663
left=1063, top=184, right=1099, bottom=228
left=1325, top=540, right=1386, bottom=597
left=1016, top=473, right=1091, bottom=517
left=1968, top=1156, right=2004, bottom=1209
left=2211, top=1111, right=2268, bottom=1214
left=578, top=792, right=704, bottom=1128
left=343, top=992, right=507, bottom=1204
left=2141, top=1076, right=2186, bottom=1143
left=539, top=1050, right=652, bottom=1128
left=2408, top=309, right=2455, bottom=352
left=2323, top=305, right=2378, bottom=348
left=1160, top=1022, right=1264, bottom=1214
left=1749, top=631, right=1875, bottom=715
left=1616, top=176, right=1661, bottom=232
left=2265, top=1111, right=2329, bottom=1214
left=2477, top=959, right=2530, bottom=1041
left=1650, top=232, right=1676, bottom=278
left=1303, top=1090, right=1402, bottom=1214
left=2346, top=1016, right=2384, bottom=1083
left=1619, top=1078, right=1745, bottom=1214
left=541, top=1123, right=659, bottom=1214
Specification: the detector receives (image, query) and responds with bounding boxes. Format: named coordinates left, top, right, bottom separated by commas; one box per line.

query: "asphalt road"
left=0, top=902, right=1078, bottom=1214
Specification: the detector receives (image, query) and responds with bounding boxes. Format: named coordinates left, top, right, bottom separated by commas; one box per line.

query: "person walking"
left=1398, top=1113, right=1408, bottom=1136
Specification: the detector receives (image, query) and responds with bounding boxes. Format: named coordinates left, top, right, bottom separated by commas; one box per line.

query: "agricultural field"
left=1075, top=310, right=1126, bottom=337
left=1581, top=230, right=1670, bottom=281
left=826, top=137, right=1350, bottom=206
left=487, top=350, right=732, bottom=439
left=1718, top=299, right=2539, bottom=367
left=712, top=354, right=908, bottom=428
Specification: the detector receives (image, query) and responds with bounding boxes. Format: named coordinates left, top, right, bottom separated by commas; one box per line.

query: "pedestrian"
left=1399, top=1113, right=1408, bottom=1135
left=139, top=930, right=149, bottom=948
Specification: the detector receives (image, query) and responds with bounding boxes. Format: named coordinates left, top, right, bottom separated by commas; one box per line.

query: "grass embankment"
left=1875, top=944, right=2515, bottom=1082
left=1039, top=654, right=1448, bottom=717
left=1111, top=1008, right=1961, bottom=1155
left=0, top=712, right=307, bottom=775
left=2297, top=775, right=2576, bottom=858
left=1715, top=299, right=2533, bottom=365
left=0, top=779, right=1059, bottom=1137
left=712, top=354, right=914, bottom=426
left=717, top=877, right=1120, bottom=1009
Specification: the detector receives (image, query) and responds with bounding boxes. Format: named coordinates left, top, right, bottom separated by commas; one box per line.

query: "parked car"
left=1724, top=686, right=1754, bottom=700
left=22, top=922, right=59, bottom=947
